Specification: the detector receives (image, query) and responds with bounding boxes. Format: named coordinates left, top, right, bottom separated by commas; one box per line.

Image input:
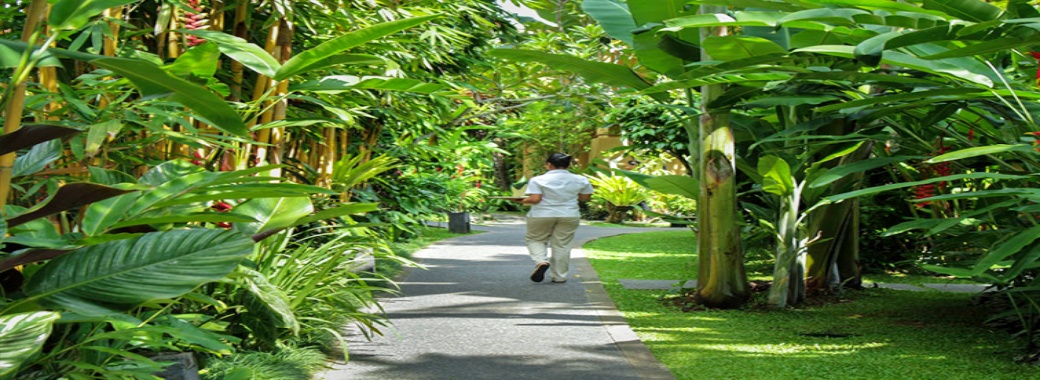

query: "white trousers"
left=525, top=217, right=580, bottom=281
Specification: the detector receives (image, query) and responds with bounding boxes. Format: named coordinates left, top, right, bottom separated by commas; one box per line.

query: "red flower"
left=212, top=201, right=233, bottom=212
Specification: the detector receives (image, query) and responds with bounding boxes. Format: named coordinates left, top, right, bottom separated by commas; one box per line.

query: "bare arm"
left=578, top=193, right=592, bottom=202
left=522, top=194, right=543, bottom=205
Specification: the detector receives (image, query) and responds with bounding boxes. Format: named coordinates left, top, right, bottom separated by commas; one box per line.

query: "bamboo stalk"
left=0, top=0, right=49, bottom=210
left=229, top=0, right=247, bottom=101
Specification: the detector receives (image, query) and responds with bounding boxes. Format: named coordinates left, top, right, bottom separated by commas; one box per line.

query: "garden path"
left=319, top=216, right=675, bottom=380
left=318, top=217, right=988, bottom=380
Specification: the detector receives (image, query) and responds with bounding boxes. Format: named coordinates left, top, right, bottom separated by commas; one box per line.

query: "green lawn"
left=584, top=231, right=1040, bottom=380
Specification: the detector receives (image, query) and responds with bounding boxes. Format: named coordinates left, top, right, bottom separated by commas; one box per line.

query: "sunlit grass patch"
left=583, top=233, right=1040, bottom=380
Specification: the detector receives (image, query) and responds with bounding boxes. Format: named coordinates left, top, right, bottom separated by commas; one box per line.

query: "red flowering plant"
left=442, top=164, right=489, bottom=213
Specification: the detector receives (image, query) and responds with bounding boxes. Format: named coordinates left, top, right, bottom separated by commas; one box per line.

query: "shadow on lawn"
left=624, top=289, right=1040, bottom=379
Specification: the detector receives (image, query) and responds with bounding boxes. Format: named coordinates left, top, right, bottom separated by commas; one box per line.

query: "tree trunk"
left=694, top=9, right=748, bottom=308
left=805, top=124, right=869, bottom=292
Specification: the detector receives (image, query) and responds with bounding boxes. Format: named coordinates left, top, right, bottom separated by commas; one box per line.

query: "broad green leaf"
left=642, top=175, right=699, bottom=199
left=276, top=15, right=440, bottom=80
left=81, top=191, right=142, bottom=236
left=628, top=0, right=698, bottom=78
left=643, top=72, right=793, bottom=94
left=923, top=0, right=1002, bottom=22
left=703, top=36, right=788, bottom=61
left=0, top=311, right=61, bottom=377
left=925, top=144, right=1036, bottom=163
left=0, top=41, right=61, bottom=68
left=231, top=197, right=314, bottom=235
left=91, top=57, right=247, bottom=137
left=808, top=156, right=916, bottom=188
left=921, top=37, right=1034, bottom=60
left=815, top=88, right=986, bottom=113
left=920, top=264, right=977, bottom=278
left=488, top=49, right=667, bottom=102
left=139, top=160, right=206, bottom=186
left=240, top=267, right=299, bottom=333
left=129, top=170, right=221, bottom=216
left=778, top=8, right=871, bottom=26
left=972, top=226, right=1040, bottom=275
left=291, top=203, right=379, bottom=226
left=88, top=166, right=136, bottom=186
left=916, top=188, right=1040, bottom=202
left=110, top=212, right=259, bottom=229
left=882, top=219, right=946, bottom=236
left=84, top=120, right=123, bottom=157
left=758, top=155, right=794, bottom=196
left=271, top=53, right=388, bottom=75
left=178, top=30, right=280, bottom=77
left=49, top=0, right=141, bottom=31
left=13, top=139, right=61, bottom=177
left=583, top=0, right=636, bottom=46
left=999, top=244, right=1040, bottom=283
left=824, top=173, right=1030, bottom=203
left=290, top=76, right=444, bottom=94
left=164, top=42, right=221, bottom=78
left=664, top=11, right=783, bottom=30
left=23, top=229, right=254, bottom=312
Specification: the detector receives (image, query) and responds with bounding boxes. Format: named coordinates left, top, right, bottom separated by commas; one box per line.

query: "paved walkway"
left=320, top=216, right=675, bottom=380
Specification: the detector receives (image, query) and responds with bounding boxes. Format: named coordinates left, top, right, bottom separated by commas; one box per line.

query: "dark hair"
left=546, top=153, right=572, bottom=168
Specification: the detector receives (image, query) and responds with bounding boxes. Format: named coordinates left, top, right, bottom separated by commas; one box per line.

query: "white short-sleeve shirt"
left=526, top=169, right=594, bottom=217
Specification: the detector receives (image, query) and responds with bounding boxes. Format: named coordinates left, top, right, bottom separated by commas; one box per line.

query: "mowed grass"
left=583, top=230, right=1040, bottom=380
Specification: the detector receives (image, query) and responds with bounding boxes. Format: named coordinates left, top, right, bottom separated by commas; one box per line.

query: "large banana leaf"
left=49, top=0, right=141, bottom=31
left=275, top=15, right=440, bottom=80
left=923, top=0, right=1003, bottom=23
left=91, top=57, right=248, bottom=137
left=179, top=30, right=281, bottom=78
left=628, top=0, right=698, bottom=78
left=0, top=43, right=243, bottom=135
left=239, top=268, right=299, bottom=334
left=22, top=229, right=254, bottom=313
left=488, top=49, right=668, bottom=102
left=290, top=76, right=444, bottom=94
left=232, top=197, right=314, bottom=236
left=643, top=175, right=699, bottom=199
left=0, top=311, right=61, bottom=377
left=581, top=0, right=636, bottom=46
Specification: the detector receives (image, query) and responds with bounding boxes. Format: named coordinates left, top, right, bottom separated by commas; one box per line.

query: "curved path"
left=320, top=216, right=675, bottom=380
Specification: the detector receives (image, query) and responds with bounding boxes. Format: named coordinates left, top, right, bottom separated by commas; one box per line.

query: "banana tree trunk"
left=769, top=191, right=806, bottom=307
left=695, top=8, right=749, bottom=308
left=805, top=128, right=870, bottom=291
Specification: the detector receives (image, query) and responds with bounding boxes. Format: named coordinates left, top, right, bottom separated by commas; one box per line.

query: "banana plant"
left=586, top=172, right=651, bottom=223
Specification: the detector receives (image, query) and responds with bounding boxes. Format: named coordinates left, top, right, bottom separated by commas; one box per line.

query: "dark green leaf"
left=13, top=139, right=61, bottom=177
left=110, top=212, right=259, bottom=229
left=24, top=229, right=254, bottom=312
left=809, top=156, right=916, bottom=188
left=91, top=57, right=247, bottom=137
left=973, top=226, right=1040, bottom=275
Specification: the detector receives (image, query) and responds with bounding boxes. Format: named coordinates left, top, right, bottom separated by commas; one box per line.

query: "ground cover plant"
left=584, top=231, right=1040, bottom=379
